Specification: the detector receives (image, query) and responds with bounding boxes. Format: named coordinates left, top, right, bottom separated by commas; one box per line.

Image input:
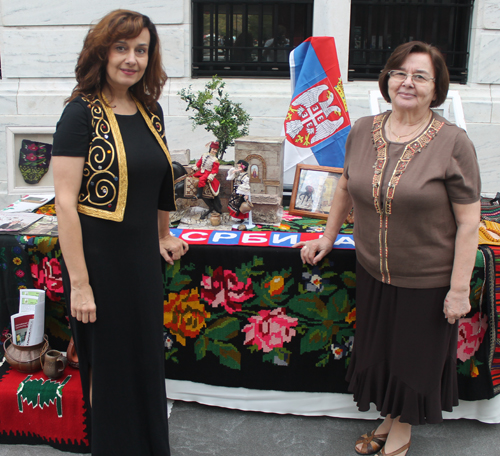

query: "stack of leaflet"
left=10, top=289, right=45, bottom=346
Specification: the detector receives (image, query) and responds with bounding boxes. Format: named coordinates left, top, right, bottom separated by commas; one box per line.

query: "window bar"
left=209, top=4, right=214, bottom=64
left=448, top=5, right=457, bottom=69
left=415, top=4, right=423, bottom=46
left=225, top=3, right=231, bottom=63
left=241, top=2, right=248, bottom=70
left=399, top=3, right=406, bottom=45
left=228, top=2, right=234, bottom=63
left=214, top=3, right=219, bottom=63
left=383, top=3, right=389, bottom=57
left=366, top=3, right=373, bottom=74
left=257, top=2, right=264, bottom=65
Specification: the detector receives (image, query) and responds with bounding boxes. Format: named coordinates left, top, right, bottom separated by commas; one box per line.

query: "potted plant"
left=178, top=76, right=251, bottom=160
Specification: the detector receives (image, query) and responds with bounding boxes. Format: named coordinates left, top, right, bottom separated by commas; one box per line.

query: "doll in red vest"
left=192, top=141, right=221, bottom=199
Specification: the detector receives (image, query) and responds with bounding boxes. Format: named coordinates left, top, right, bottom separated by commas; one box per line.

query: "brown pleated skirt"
left=346, top=262, right=459, bottom=425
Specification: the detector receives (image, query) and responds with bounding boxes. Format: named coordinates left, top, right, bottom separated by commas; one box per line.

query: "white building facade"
left=0, top=0, right=499, bottom=207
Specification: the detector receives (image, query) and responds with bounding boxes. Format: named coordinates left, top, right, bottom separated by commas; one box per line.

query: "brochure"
left=20, top=215, right=58, bottom=236
left=2, top=194, right=54, bottom=213
left=17, top=289, right=45, bottom=345
left=0, top=213, right=44, bottom=233
left=10, top=312, right=34, bottom=346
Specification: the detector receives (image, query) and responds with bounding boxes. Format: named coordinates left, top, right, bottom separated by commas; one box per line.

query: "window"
left=192, top=0, right=313, bottom=78
left=349, top=0, right=474, bottom=83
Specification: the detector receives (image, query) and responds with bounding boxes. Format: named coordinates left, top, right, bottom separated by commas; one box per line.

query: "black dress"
left=53, top=99, right=174, bottom=455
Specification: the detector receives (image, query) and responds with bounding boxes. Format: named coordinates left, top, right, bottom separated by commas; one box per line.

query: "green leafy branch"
left=178, top=76, right=251, bottom=159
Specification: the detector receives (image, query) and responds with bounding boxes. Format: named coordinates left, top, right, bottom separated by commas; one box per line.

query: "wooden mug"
left=42, top=349, right=67, bottom=379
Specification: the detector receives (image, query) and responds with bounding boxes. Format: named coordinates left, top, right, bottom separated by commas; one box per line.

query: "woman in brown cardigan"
left=295, top=41, right=480, bottom=456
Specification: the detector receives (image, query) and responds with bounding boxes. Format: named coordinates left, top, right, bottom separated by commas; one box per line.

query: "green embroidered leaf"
left=321, top=284, right=339, bottom=295
left=261, top=346, right=290, bottom=365
left=288, top=295, right=329, bottom=321
left=208, top=341, right=241, bottom=370
left=341, top=271, right=357, bottom=288
left=248, top=344, right=260, bottom=353
left=205, top=317, right=240, bottom=340
left=165, top=348, right=179, bottom=363
left=237, top=256, right=266, bottom=279
left=300, top=326, right=329, bottom=354
left=330, top=289, right=351, bottom=318
left=262, top=351, right=275, bottom=364
left=315, top=352, right=330, bottom=368
left=295, top=325, right=307, bottom=335
left=457, top=359, right=471, bottom=376
left=336, top=328, right=354, bottom=342
left=194, top=335, right=209, bottom=360
left=164, top=261, right=196, bottom=291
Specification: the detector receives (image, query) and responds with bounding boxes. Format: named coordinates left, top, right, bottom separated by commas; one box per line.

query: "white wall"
left=0, top=0, right=499, bottom=208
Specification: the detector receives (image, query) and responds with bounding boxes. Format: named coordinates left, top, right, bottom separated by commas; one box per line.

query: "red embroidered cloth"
left=0, top=363, right=89, bottom=453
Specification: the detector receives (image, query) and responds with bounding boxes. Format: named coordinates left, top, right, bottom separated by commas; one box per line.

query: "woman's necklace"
left=387, top=111, right=432, bottom=142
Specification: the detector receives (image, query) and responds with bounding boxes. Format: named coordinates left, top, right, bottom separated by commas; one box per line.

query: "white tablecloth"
left=166, top=380, right=500, bottom=424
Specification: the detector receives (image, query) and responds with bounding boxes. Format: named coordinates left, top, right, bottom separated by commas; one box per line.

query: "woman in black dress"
left=52, top=10, right=188, bottom=455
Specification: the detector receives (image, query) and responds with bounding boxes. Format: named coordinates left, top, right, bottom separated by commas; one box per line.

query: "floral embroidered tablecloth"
left=0, top=234, right=495, bottom=399
left=162, top=244, right=357, bottom=393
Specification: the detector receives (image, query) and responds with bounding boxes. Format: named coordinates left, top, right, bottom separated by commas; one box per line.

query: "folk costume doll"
left=227, top=159, right=251, bottom=220
left=192, top=141, right=221, bottom=199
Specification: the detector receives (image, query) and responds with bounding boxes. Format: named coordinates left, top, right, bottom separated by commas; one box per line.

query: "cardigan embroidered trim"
left=77, top=95, right=174, bottom=221
left=370, top=112, right=444, bottom=283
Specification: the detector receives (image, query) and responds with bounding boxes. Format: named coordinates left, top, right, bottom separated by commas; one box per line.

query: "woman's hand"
left=160, top=234, right=189, bottom=265
left=293, top=236, right=334, bottom=265
left=443, top=287, right=471, bottom=324
left=445, top=201, right=480, bottom=325
left=70, top=283, right=96, bottom=324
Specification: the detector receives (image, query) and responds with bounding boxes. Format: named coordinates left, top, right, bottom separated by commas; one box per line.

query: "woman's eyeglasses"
left=388, top=70, right=435, bottom=84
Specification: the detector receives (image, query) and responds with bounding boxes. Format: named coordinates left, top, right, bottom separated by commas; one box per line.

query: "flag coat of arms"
left=284, top=37, right=351, bottom=183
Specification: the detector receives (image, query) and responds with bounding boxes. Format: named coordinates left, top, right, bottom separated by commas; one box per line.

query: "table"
left=1, top=233, right=500, bottom=428
left=160, top=241, right=500, bottom=423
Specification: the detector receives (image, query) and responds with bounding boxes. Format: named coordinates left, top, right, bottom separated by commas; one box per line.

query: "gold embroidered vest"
left=77, top=95, right=174, bottom=221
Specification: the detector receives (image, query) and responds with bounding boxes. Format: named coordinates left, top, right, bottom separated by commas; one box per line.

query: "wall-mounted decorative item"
left=289, top=164, right=343, bottom=220
left=6, top=126, right=55, bottom=195
left=18, top=140, right=53, bottom=184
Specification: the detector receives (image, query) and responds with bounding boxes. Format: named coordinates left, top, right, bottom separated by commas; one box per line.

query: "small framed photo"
left=289, top=164, right=343, bottom=219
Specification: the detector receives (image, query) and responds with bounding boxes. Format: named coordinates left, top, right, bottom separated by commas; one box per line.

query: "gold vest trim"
left=77, top=95, right=175, bottom=221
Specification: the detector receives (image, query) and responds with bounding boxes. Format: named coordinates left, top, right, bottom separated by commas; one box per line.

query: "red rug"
left=0, top=362, right=90, bottom=453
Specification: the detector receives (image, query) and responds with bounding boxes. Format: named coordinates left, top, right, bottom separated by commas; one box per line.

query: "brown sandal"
left=376, top=439, right=411, bottom=456
left=355, top=430, right=388, bottom=455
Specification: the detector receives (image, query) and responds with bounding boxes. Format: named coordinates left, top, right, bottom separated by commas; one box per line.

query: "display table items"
left=0, top=212, right=499, bottom=448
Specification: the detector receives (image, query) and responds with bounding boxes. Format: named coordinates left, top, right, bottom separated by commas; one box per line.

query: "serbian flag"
left=283, top=37, right=351, bottom=184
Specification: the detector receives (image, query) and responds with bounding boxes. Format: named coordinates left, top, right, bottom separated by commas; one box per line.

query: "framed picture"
left=289, top=164, right=343, bottom=219
left=6, top=126, right=56, bottom=195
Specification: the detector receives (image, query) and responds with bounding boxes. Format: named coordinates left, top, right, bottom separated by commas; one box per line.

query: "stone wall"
left=0, top=0, right=499, bottom=210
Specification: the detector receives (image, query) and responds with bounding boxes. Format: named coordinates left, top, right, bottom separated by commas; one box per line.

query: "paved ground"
left=0, top=400, right=499, bottom=455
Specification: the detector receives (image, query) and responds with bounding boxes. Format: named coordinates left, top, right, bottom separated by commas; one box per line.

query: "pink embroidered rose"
left=242, top=307, right=298, bottom=353
left=201, top=266, right=254, bottom=314
left=27, top=144, right=39, bottom=151
left=457, top=312, right=488, bottom=362
left=26, top=153, right=38, bottom=161
left=31, top=257, right=64, bottom=301
left=281, top=210, right=302, bottom=221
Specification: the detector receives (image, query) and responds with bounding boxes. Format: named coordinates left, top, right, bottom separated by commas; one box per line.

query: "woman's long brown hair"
left=67, top=9, right=167, bottom=110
